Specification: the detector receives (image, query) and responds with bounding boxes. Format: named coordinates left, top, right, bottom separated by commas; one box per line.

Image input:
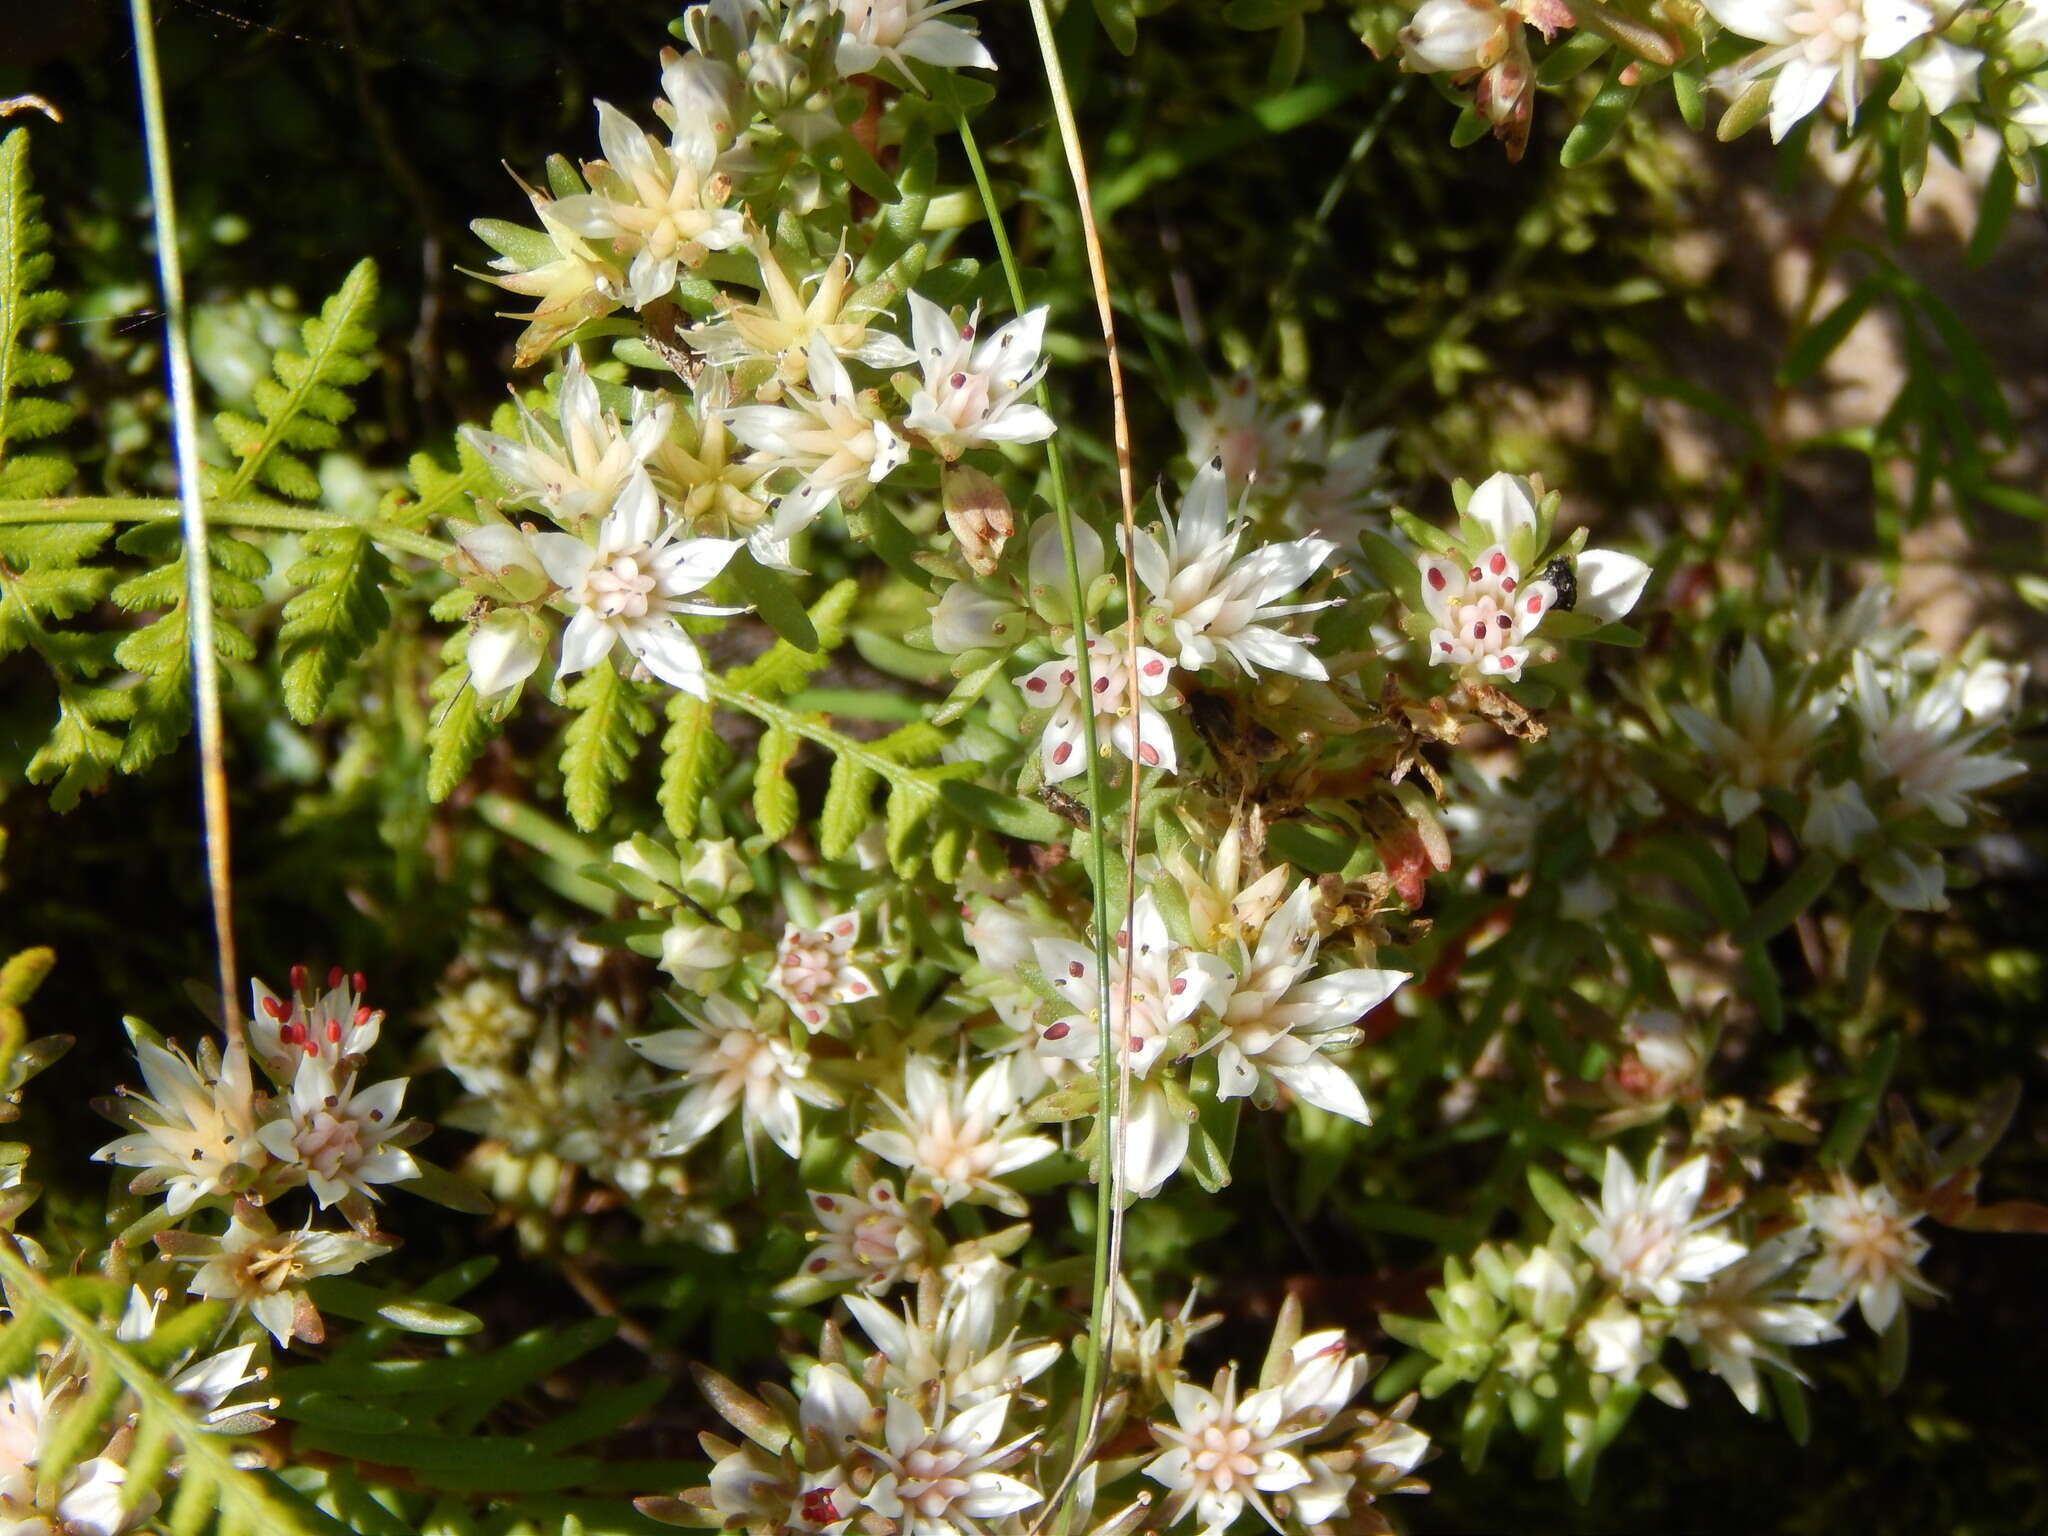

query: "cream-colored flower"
left=1577, top=1147, right=1746, bottom=1306
left=856, top=1057, right=1055, bottom=1217
left=1798, top=1173, right=1938, bottom=1331
left=631, top=995, right=841, bottom=1166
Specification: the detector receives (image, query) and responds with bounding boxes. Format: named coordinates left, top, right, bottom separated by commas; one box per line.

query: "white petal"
left=1769, top=56, right=1838, bottom=141
left=1862, top=0, right=1933, bottom=60
left=1573, top=548, right=1651, bottom=622
left=631, top=623, right=710, bottom=694
left=1270, top=1055, right=1372, bottom=1124
left=530, top=531, right=597, bottom=590
left=558, top=606, right=616, bottom=676
left=1466, top=472, right=1538, bottom=546
left=658, top=536, right=743, bottom=595
left=1699, top=0, right=1799, bottom=41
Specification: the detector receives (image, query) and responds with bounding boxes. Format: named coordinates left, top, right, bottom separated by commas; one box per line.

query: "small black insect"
left=1541, top=557, right=1578, bottom=613
left=1037, top=784, right=1092, bottom=830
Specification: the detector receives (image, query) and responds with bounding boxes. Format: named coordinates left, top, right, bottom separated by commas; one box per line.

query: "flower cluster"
left=1385, top=1142, right=1947, bottom=1467
left=93, top=970, right=421, bottom=1345
left=0, top=1287, right=272, bottom=1535
left=648, top=1274, right=1428, bottom=1536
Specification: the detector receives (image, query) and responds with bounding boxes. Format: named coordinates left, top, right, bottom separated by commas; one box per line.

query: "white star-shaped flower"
left=1127, top=458, right=1339, bottom=680
left=1207, top=881, right=1406, bottom=1125
left=631, top=995, right=842, bottom=1166
left=1014, top=632, right=1178, bottom=782
left=834, top=1, right=999, bottom=83
left=726, top=333, right=909, bottom=522
left=1577, top=1147, right=1746, bottom=1306
left=529, top=468, right=744, bottom=696
left=553, top=101, right=746, bottom=308
left=1702, top=0, right=1933, bottom=141
left=856, top=1057, right=1056, bottom=1217
left=902, top=292, right=1055, bottom=462
left=770, top=910, right=879, bottom=1027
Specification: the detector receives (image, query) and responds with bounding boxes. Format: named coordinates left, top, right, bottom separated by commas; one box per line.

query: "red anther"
left=1427, top=566, right=1446, bottom=591
left=816, top=1195, right=837, bottom=1211
left=1052, top=741, right=1073, bottom=765
left=262, top=995, right=291, bottom=1022
left=1527, top=595, right=1543, bottom=613
left=354, top=1005, right=373, bottom=1028
left=280, top=1023, right=300, bottom=1046
left=304, top=1037, right=319, bottom=1056
left=353, top=971, right=366, bottom=994
left=1043, top=1022, right=1071, bottom=1041
left=1142, top=659, right=1165, bottom=676
left=1468, top=567, right=1482, bottom=582
left=1026, top=677, right=1047, bottom=693
left=808, top=1258, right=829, bottom=1274
left=1170, top=978, right=1187, bottom=995
left=1489, top=551, right=1507, bottom=575
left=327, top=966, right=343, bottom=988
left=1503, top=576, right=1517, bottom=592
left=1139, top=743, right=1161, bottom=766
left=949, top=371, right=967, bottom=389
left=1093, top=675, right=1110, bottom=693
left=290, top=965, right=308, bottom=991
left=1068, top=961, right=1084, bottom=978
left=800, top=1489, right=841, bottom=1525
left=327, top=1020, right=342, bottom=1044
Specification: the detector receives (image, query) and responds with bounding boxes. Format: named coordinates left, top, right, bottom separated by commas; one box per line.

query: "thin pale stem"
left=1026, top=0, right=1145, bottom=1507
left=958, top=109, right=1123, bottom=1521
left=130, top=0, right=240, bottom=1040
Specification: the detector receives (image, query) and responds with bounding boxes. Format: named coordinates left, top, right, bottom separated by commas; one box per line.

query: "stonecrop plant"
left=0, top=0, right=2043, bottom=1532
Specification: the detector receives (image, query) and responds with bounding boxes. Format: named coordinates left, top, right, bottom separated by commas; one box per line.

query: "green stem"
left=706, top=677, right=936, bottom=791
left=0, top=497, right=453, bottom=561
left=959, top=109, right=1122, bottom=1502
left=130, top=0, right=241, bottom=1039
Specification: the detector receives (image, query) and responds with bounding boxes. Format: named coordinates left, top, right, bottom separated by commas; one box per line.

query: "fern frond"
left=210, top=259, right=378, bottom=504
left=0, top=128, right=75, bottom=499
left=560, top=665, right=656, bottom=832
left=107, top=520, right=268, bottom=774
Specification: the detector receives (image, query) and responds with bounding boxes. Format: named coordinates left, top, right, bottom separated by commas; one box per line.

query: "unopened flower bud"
left=1511, top=1245, right=1580, bottom=1331
left=682, top=838, right=754, bottom=908
left=746, top=42, right=810, bottom=109
left=1802, top=780, right=1878, bottom=859
left=661, top=916, right=741, bottom=987
left=1399, top=0, right=1510, bottom=74
left=941, top=463, right=1014, bottom=575
left=467, top=609, right=546, bottom=702
left=661, top=47, right=745, bottom=145
left=930, top=582, right=1020, bottom=655
left=455, top=522, right=550, bottom=604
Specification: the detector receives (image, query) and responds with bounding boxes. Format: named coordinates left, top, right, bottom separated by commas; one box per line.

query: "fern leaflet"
left=560, top=664, right=655, bottom=832
left=0, top=128, right=74, bottom=499
left=210, top=259, right=378, bottom=504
